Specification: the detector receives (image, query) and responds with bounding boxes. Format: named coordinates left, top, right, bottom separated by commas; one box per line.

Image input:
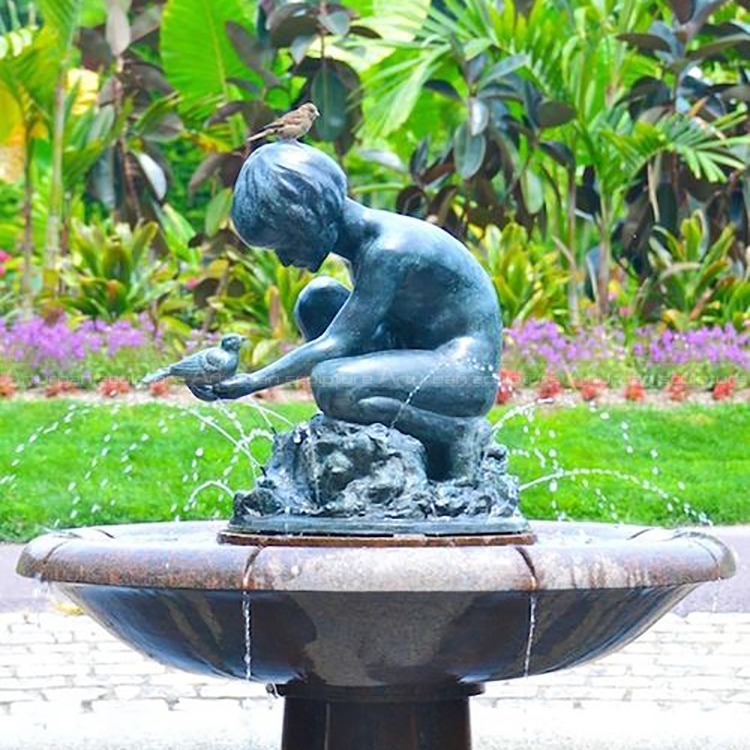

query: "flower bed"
left=0, top=315, right=747, bottom=405
left=0, top=314, right=167, bottom=387
left=502, top=321, right=748, bottom=403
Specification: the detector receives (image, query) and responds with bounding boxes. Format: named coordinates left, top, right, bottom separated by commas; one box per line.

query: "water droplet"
left=600, top=412, right=610, bottom=420
left=549, top=480, right=558, bottom=493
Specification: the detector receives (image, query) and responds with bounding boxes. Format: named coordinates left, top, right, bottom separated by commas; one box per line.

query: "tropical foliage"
left=0, top=0, right=747, bottom=384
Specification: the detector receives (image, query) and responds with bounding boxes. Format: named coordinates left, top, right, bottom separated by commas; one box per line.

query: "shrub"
left=0, top=374, right=15, bottom=398
left=98, top=378, right=131, bottom=398
left=712, top=378, right=737, bottom=402
left=537, top=372, right=563, bottom=400
left=578, top=379, right=606, bottom=402
left=666, top=374, right=689, bottom=402
left=45, top=380, right=78, bottom=398
left=497, top=368, right=522, bottom=404
left=623, top=378, right=645, bottom=402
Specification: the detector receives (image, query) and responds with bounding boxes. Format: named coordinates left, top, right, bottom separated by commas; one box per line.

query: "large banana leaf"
left=160, top=0, right=254, bottom=106
left=36, top=0, right=85, bottom=53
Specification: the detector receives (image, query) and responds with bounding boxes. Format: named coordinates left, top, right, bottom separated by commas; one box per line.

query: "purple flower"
left=0, top=314, right=164, bottom=376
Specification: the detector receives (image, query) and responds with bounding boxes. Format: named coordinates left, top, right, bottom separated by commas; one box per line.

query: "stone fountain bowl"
left=17, top=520, right=734, bottom=692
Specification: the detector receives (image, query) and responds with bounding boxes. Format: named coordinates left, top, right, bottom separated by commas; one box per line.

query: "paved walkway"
left=1, top=529, right=749, bottom=748
left=0, top=609, right=748, bottom=748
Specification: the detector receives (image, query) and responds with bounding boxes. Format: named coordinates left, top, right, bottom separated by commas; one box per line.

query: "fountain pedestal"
left=281, top=686, right=479, bottom=750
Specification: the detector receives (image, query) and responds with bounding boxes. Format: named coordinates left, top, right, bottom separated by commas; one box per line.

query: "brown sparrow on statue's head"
left=246, top=103, right=320, bottom=144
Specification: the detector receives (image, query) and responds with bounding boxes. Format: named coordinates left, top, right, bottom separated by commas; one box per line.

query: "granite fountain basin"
left=17, top=520, right=734, bottom=749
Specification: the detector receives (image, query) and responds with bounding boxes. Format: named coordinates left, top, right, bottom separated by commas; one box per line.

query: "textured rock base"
left=229, top=414, right=526, bottom=535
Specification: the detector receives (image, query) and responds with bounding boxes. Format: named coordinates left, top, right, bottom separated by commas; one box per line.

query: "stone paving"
left=1, top=609, right=749, bottom=719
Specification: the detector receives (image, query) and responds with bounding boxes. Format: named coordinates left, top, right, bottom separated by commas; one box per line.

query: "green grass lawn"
left=0, top=399, right=747, bottom=541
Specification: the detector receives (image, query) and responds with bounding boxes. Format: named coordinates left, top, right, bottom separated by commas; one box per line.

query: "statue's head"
left=231, top=142, right=347, bottom=272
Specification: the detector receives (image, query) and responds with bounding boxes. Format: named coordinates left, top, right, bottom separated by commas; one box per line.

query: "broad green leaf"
left=521, top=170, right=544, bottom=214
left=478, top=53, right=527, bottom=89
left=205, top=187, right=233, bottom=237
left=468, top=97, right=489, bottom=136
left=537, top=100, right=576, bottom=129
left=37, top=0, right=85, bottom=52
left=320, top=11, right=351, bottom=37
left=454, top=123, right=485, bottom=179
left=311, top=67, right=348, bottom=141
left=161, top=0, right=253, bottom=104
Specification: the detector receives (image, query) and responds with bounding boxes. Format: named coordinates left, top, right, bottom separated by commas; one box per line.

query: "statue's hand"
left=187, top=382, right=219, bottom=402
left=211, top=374, right=259, bottom=400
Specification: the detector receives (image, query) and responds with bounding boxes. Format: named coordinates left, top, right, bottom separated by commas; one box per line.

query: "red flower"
left=149, top=380, right=170, bottom=398
left=578, top=379, right=606, bottom=402
left=624, top=378, right=645, bottom=402
left=712, top=377, right=736, bottom=401
left=537, top=372, right=562, bottom=400
left=98, top=377, right=131, bottom=398
left=666, top=373, right=689, bottom=402
left=0, top=250, right=10, bottom=263
left=45, top=380, right=78, bottom=398
left=185, top=277, right=200, bottom=291
left=497, top=368, right=523, bottom=404
left=0, top=374, right=16, bottom=398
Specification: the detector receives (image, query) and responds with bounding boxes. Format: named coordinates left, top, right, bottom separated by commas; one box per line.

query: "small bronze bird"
left=141, top=334, right=245, bottom=388
left=246, top=103, right=320, bottom=144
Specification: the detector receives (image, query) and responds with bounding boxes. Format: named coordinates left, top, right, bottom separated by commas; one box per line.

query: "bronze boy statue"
left=191, top=142, right=501, bottom=481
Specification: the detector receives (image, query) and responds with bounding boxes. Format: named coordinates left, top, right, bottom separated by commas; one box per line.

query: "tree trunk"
left=21, top=141, right=35, bottom=317
left=44, top=67, right=68, bottom=287
left=597, top=199, right=612, bottom=320
left=566, top=166, right=580, bottom=328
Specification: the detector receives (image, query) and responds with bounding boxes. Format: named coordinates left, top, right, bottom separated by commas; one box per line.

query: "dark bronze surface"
left=227, top=416, right=524, bottom=534
left=198, top=144, right=503, bottom=487
left=217, top=529, right=537, bottom=547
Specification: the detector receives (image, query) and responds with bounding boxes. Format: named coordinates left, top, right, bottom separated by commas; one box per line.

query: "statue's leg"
left=294, top=277, right=349, bottom=340
left=311, top=346, right=498, bottom=480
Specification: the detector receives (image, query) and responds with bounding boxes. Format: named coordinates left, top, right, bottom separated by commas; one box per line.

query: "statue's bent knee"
left=294, top=277, right=349, bottom=340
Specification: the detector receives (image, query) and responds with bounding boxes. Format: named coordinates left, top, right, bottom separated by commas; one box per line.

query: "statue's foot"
left=442, top=418, right=492, bottom=481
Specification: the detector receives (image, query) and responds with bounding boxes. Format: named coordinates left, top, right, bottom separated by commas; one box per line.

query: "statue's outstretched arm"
left=198, top=254, right=400, bottom=401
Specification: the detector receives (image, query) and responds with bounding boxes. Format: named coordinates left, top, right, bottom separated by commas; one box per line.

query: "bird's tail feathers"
left=246, top=129, right=271, bottom=144
left=140, top=367, right=170, bottom=386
